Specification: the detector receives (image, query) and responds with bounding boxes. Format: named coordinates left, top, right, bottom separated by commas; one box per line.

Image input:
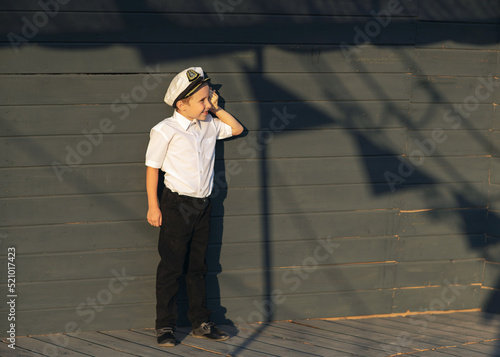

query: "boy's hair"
left=175, top=96, right=193, bottom=110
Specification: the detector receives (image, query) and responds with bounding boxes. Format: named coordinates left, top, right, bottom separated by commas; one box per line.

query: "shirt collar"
left=173, top=110, right=199, bottom=131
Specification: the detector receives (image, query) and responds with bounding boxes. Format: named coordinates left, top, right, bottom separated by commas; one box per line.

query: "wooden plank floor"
left=2, top=311, right=500, bottom=356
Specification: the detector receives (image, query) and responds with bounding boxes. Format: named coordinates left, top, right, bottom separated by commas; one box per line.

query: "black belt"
left=165, top=187, right=209, bottom=206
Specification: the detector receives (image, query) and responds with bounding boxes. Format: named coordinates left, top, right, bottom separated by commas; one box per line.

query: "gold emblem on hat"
left=186, top=69, right=200, bottom=82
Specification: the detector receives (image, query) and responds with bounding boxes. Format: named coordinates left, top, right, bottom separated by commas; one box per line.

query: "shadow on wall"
left=1, top=1, right=499, bottom=349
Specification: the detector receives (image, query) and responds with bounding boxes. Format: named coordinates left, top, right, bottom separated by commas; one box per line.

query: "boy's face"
left=177, top=83, right=212, bottom=121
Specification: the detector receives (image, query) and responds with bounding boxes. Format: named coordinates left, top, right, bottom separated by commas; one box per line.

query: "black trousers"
left=155, top=188, right=212, bottom=330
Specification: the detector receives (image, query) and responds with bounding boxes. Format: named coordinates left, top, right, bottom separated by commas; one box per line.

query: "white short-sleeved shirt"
left=145, top=110, right=233, bottom=198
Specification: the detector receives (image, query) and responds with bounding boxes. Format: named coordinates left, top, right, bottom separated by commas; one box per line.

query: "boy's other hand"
left=147, top=206, right=162, bottom=227
left=209, top=88, right=219, bottom=112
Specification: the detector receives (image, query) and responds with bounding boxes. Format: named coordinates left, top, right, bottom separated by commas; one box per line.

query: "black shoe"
left=192, top=322, right=229, bottom=341
left=157, top=327, right=177, bottom=347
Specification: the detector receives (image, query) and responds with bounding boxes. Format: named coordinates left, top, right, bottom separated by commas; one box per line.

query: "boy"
left=145, top=67, right=243, bottom=347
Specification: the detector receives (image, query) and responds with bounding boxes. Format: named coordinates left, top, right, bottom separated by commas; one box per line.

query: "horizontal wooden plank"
left=0, top=43, right=415, bottom=74
left=244, top=101, right=410, bottom=130
left=397, top=234, right=486, bottom=262
left=395, top=260, right=483, bottom=288
left=416, top=22, right=499, bottom=49
left=484, top=237, right=500, bottom=262
left=2, top=156, right=415, bottom=198
left=215, top=263, right=396, bottom=298
left=0, top=74, right=166, bottom=106
left=0, top=0, right=418, bottom=16
left=224, top=289, right=395, bottom=324
left=0, top=73, right=411, bottom=105
left=0, top=236, right=396, bottom=283
left=399, top=208, right=487, bottom=237
left=1, top=164, right=146, bottom=197
left=483, top=262, right=500, bottom=288
left=408, top=103, right=493, bottom=130
left=8, top=275, right=152, bottom=312
left=411, top=76, right=499, bottom=103
left=480, top=287, right=500, bottom=313
left=489, top=131, right=500, bottom=157
left=0, top=192, right=147, bottom=227
left=0, top=103, right=167, bottom=136
left=219, top=184, right=399, bottom=216
left=4, top=186, right=484, bottom=233
left=487, top=184, right=500, bottom=210
left=5, top=156, right=405, bottom=198
left=221, top=156, right=490, bottom=190
left=210, top=236, right=397, bottom=271
left=493, top=108, right=500, bottom=130
left=495, top=80, right=500, bottom=107
left=0, top=221, right=157, bottom=254
left=400, top=156, right=490, bottom=185
left=7, top=263, right=395, bottom=311
left=9, top=302, right=155, bottom=337
left=0, top=101, right=410, bottom=139
left=490, top=158, right=500, bottom=185
left=397, top=182, right=488, bottom=210
left=1, top=13, right=416, bottom=45
left=414, top=49, right=498, bottom=76
left=392, top=285, right=482, bottom=313
left=214, top=210, right=398, bottom=244
left=221, top=128, right=407, bottom=160
left=0, top=209, right=397, bottom=256
left=487, top=211, right=500, bottom=237
left=417, top=0, right=500, bottom=23
left=0, top=128, right=407, bottom=168
left=0, top=249, right=157, bottom=283
left=406, top=130, right=491, bottom=156
left=0, top=133, right=147, bottom=167
left=1, top=184, right=398, bottom=226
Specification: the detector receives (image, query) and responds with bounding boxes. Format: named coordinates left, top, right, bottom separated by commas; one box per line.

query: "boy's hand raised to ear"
left=209, top=88, right=219, bottom=112
left=208, top=88, right=243, bottom=136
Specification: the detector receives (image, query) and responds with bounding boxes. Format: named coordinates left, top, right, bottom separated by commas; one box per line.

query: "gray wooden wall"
left=1, top=0, right=499, bottom=337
